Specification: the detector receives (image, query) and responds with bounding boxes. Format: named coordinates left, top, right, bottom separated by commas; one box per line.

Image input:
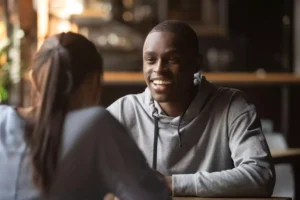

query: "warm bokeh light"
left=37, top=0, right=48, bottom=49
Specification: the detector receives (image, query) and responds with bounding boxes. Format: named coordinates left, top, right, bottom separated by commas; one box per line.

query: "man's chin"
left=151, top=93, right=171, bottom=103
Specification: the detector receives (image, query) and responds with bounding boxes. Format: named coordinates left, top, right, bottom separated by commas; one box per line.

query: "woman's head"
left=26, top=32, right=103, bottom=194
left=31, top=32, right=103, bottom=109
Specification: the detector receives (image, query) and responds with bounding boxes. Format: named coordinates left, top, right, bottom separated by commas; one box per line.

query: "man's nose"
left=153, top=60, right=166, bottom=73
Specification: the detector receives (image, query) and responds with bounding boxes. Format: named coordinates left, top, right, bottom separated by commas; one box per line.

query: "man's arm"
left=171, top=94, right=275, bottom=197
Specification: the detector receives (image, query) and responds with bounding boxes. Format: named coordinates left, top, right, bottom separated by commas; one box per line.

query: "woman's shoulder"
left=0, top=104, right=12, bottom=114
left=64, top=106, right=118, bottom=131
left=66, top=106, right=111, bottom=122
left=0, top=104, right=26, bottom=153
left=0, top=104, right=10, bottom=128
left=0, top=104, right=18, bottom=123
left=61, top=106, right=122, bottom=157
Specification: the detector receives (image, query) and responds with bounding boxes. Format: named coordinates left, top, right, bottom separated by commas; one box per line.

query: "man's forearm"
left=172, top=164, right=274, bottom=197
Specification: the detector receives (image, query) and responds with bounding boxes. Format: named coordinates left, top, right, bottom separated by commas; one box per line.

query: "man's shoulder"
left=215, top=86, right=256, bottom=118
left=215, top=86, right=251, bottom=104
left=106, top=90, right=149, bottom=122
left=203, top=79, right=247, bottom=104
left=216, top=86, right=244, bottom=97
left=107, top=91, right=147, bottom=111
left=114, top=93, right=143, bottom=103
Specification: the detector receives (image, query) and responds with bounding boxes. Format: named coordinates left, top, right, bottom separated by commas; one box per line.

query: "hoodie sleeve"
left=172, top=92, right=275, bottom=197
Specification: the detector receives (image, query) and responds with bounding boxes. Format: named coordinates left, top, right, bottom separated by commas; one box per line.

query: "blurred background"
left=0, top=0, right=300, bottom=199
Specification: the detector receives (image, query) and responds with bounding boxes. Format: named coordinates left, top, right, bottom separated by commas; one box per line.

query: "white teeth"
left=153, top=80, right=171, bottom=85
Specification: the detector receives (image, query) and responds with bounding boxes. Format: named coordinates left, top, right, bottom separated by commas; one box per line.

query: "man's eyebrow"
left=143, top=51, right=156, bottom=55
left=164, top=49, right=180, bottom=53
left=144, top=49, right=181, bottom=55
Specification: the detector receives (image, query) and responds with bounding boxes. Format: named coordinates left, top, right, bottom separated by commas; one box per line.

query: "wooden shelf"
left=271, top=148, right=300, bottom=164
left=23, top=72, right=300, bottom=85
left=103, top=72, right=300, bottom=85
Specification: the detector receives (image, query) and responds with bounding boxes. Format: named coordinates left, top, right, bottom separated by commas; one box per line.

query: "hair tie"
left=64, top=70, right=73, bottom=96
left=55, top=43, right=73, bottom=96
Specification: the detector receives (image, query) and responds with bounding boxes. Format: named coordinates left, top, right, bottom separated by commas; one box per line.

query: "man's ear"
left=197, top=54, right=203, bottom=65
left=193, top=54, right=203, bottom=73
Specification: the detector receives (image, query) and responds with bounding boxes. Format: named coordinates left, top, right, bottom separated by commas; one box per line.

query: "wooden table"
left=174, top=198, right=291, bottom=200
left=271, top=148, right=300, bottom=164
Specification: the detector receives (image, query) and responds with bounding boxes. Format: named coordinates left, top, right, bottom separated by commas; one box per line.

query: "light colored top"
left=107, top=74, right=275, bottom=197
left=173, top=198, right=290, bottom=200
left=0, top=105, right=171, bottom=200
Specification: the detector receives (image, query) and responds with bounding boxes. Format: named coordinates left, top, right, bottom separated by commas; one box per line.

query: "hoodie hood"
left=144, top=72, right=217, bottom=127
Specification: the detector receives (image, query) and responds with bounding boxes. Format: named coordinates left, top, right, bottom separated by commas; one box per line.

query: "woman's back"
left=0, top=105, right=170, bottom=199
left=0, top=32, right=170, bottom=200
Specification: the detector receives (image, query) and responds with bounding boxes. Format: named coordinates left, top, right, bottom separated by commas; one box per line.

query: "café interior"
left=0, top=0, right=300, bottom=199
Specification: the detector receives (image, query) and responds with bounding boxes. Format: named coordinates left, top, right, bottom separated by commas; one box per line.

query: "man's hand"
left=104, top=193, right=118, bottom=200
left=165, top=176, right=172, bottom=194
left=153, top=170, right=173, bottom=195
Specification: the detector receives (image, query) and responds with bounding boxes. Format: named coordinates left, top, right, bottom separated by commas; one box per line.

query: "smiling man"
left=107, top=20, right=275, bottom=197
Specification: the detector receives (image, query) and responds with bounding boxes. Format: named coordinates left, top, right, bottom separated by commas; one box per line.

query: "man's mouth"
left=150, top=79, right=172, bottom=93
left=152, top=80, right=172, bottom=85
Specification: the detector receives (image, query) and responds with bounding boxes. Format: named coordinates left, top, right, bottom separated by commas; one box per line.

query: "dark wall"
left=228, top=0, right=294, bottom=72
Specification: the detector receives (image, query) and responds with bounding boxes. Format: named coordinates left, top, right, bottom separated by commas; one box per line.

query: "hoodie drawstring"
left=152, top=115, right=159, bottom=170
left=151, top=73, right=200, bottom=169
left=177, top=109, right=187, bottom=148
left=152, top=108, right=187, bottom=169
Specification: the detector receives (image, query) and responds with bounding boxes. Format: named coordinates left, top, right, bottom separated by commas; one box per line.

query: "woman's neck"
left=16, top=106, right=38, bottom=122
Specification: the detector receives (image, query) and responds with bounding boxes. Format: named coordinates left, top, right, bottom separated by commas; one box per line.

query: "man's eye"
left=145, top=57, right=156, bottom=63
left=168, top=57, right=180, bottom=64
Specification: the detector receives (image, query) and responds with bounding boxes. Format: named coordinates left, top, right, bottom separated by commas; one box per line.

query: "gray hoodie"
left=107, top=74, right=275, bottom=197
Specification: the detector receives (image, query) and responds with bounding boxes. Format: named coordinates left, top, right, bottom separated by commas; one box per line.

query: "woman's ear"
left=29, top=70, right=40, bottom=97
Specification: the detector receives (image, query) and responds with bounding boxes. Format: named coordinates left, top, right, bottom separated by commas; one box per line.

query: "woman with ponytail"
left=0, top=32, right=170, bottom=200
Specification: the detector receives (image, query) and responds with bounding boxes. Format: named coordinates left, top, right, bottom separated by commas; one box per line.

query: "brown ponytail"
left=25, top=32, right=103, bottom=193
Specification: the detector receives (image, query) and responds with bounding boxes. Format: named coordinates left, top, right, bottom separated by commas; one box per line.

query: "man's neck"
left=159, top=102, right=186, bottom=117
left=158, top=86, right=198, bottom=117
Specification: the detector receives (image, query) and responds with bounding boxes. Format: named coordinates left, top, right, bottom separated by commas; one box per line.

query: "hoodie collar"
left=144, top=73, right=217, bottom=126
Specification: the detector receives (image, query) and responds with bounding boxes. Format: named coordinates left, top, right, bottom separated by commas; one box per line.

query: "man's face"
left=143, top=32, right=198, bottom=102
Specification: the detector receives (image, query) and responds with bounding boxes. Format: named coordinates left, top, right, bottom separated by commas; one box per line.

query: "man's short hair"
left=149, top=20, right=199, bottom=55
